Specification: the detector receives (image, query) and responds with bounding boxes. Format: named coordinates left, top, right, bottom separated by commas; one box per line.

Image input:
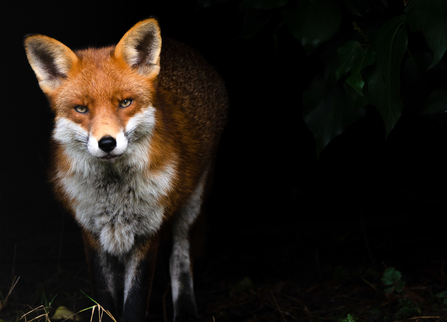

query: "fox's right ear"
left=24, top=35, right=78, bottom=93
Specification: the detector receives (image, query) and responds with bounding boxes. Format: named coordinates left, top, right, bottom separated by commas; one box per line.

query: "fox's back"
left=158, top=38, right=228, bottom=158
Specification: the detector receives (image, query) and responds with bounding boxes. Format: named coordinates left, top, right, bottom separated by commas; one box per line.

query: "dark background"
left=1, top=0, right=447, bottom=319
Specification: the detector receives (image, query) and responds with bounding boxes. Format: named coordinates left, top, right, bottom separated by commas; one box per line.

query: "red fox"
left=24, top=18, right=228, bottom=321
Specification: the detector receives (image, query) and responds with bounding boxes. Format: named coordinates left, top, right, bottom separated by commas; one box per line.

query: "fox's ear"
left=115, top=18, right=161, bottom=76
left=24, top=35, right=78, bottom=94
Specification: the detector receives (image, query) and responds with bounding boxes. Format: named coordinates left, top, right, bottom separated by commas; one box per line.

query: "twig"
left=89, top=305, right=96, bottom=322
left=20, top=304, right=51, bottom=322
left=395, top=316, right=441, bottom=322
left=270, top=291, right=287, bottom=322
left=361, top=277, right=378, bottom=291
left=0, top=276, right=20, bottom=312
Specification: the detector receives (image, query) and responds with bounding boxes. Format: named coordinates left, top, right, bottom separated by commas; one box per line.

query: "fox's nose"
left=98, top=136, right=117, bottom=153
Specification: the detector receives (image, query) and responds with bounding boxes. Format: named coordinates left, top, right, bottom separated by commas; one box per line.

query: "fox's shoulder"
left=158, top=38, right=228, bottom=133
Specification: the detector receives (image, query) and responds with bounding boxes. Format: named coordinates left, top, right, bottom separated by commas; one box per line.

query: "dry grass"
left=18, top=291, right=117, bottom=322
left=0, top=277, right=20, bottom=314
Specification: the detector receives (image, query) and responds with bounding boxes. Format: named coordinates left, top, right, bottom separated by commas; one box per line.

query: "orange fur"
left=24, top=18, right=228, bottom=322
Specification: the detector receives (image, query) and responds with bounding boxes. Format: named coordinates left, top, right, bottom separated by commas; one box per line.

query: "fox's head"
left=24, top=19, right=162, bottom=164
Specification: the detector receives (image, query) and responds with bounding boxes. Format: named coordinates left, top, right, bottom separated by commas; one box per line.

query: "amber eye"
left=120, top=99, right=133, bottom=108
left=74, top=105, right=88, bottom=114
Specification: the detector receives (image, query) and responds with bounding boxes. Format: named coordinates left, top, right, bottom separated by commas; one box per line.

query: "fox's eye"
left=120, top=99, right=133, bottom=108
left=74, top=105, right=88, bottom=114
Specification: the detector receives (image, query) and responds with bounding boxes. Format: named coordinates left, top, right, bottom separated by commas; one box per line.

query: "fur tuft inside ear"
left=24, top=35, right=78, bottom=93
left=115, top=18, right=162, bottom=76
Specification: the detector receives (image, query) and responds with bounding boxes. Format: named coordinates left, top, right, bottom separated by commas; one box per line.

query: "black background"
left=1, top=0, right=447, bottom=318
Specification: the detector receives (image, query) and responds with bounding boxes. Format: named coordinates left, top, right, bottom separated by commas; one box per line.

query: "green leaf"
left=336, top=41, right=363, bottom=80
left=283, top=0, right=341, bottom=54
left=367, top=15, right=407, bottom=137
left=303, top=75, right=364, bottom=156
left=346, top=73, right=365, bottom=95
left=239, top=0, right=289, bottom=10
left=406, top=0, right=447, bottom=69
left=381, top=267, right=406, bottom=294
left=344, top=81, right=368, bottom=109
left=342, top=314, right=357, bottom=322
left=436, top=290, right=447, bottom=299
left=335, top=41, right=375, bottom=95
left=381, top=267, right=401, bottom=286
left=422, top=87, right=447, bottom=114
left=346, top=49, right=375, bottom=95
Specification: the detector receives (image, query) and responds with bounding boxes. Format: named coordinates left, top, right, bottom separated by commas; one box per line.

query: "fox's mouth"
left=98, top=154, right=120, bottom=162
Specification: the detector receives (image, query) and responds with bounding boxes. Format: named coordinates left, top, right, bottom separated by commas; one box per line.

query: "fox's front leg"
left=122, top=234, right=160, bottom=322
left=82, top=230, right=121, bottom=321
left=83, top=230, right=160, bottom=322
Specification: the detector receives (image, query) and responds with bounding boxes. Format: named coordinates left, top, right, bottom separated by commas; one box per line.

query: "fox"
left=24, top=18, right=228, bottom=322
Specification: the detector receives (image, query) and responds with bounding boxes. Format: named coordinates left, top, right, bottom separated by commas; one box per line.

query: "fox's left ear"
left=115, top=18, right=162, bottom=77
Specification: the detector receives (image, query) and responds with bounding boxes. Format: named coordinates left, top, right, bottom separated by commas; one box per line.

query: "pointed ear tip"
left=140, top=17, right=161, bottom=29
left=23, top=34, right=53, bottom=49
left=144, top=16, right=159, bottom=23
left=23, top=34, right=39, bottom=46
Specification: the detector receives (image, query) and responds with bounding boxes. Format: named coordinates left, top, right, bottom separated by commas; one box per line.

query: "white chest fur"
left=62, top=161, right=175, bottom=255
left=53, top=112, right=175, bottom=255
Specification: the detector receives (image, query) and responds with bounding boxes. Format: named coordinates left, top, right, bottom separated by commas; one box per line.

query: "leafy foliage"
left=435, top=290, right=447, bottom=307
left=368, top=15, right=407, bottom=137
left=381, top=267, right=405, bottom=295
left=381, top=267, right=422, bottom=319
left=335, top=41, right=375, bottom=95
left=406, top=0, right=447, bottom=69
left=341, top=313, right=358, bottom=322
left=198, top=0, right=447, bottom=156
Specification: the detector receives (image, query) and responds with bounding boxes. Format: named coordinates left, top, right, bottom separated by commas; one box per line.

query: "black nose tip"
left=98, top=136, right=117, bottom=153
